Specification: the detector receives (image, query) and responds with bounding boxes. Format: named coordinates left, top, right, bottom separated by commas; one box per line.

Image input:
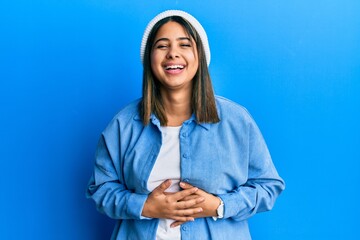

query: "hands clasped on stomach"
left=142, top=180, right=220, bottom=227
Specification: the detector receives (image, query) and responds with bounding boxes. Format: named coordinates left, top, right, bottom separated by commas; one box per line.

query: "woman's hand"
left=170, top=182, right=221, bottom=228
left=141, top=180, right=205, bottom=222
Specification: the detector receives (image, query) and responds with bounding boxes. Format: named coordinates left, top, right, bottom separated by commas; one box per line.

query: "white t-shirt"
left=147, top=126, right=182, bottom=240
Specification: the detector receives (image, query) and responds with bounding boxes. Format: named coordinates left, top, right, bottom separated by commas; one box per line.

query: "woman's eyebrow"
left=154, top=37, right=191, bottom=45
left=154, top=38, right=169, bottom=45
left=177, top=37, right=191, bottom=41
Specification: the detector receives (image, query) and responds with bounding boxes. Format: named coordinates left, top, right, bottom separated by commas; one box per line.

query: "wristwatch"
left=216, top=197, right=224, bottom=219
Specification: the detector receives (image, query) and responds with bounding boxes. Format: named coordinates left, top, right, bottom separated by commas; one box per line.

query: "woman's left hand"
left=170, top=182, right=221, bottom=228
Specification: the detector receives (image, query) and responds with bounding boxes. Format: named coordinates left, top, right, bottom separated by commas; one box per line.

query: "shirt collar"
left=133, top=112, right=211, bottom=130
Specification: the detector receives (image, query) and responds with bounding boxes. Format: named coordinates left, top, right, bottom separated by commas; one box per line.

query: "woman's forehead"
left=155, top=21, right=192, bottom=39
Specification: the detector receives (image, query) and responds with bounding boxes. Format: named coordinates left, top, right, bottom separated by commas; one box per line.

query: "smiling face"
left=151, top=21, right=199, bottom=92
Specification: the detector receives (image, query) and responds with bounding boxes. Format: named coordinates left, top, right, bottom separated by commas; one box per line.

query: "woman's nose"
left=166, top=46, right=179, bottom=59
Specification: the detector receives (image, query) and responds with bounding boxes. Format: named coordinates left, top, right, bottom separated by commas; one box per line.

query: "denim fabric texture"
left=87, top=96, right=285, bottom=240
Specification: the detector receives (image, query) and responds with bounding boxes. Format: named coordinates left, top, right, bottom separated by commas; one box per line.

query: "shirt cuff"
left=216, top=192, right=246, bottom=219
left=126, top=193, right=151, bottom=219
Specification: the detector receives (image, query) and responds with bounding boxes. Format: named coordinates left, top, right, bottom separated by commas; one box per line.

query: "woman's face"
left=151, top=21, right=199, bottom=92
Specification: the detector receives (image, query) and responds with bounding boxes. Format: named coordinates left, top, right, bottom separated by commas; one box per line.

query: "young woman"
left=87, top=10, right=285, bottom=240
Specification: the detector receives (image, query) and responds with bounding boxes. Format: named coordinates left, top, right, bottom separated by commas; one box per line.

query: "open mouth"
left=164, top=64, right=185, bottom=70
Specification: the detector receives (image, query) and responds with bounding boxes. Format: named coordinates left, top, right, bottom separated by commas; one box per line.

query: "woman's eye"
left=156, top=45, right=168, bottom=49
left=181, top=44, right=191, bottom=47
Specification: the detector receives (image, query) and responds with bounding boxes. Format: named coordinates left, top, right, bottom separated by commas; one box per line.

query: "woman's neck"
left=160, top=89, right=192, bottom=126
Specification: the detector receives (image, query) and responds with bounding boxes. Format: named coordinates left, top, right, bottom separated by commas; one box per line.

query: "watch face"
left=217, top=201, right=224, bottom=218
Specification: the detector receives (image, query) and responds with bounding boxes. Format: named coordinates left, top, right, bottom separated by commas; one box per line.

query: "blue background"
left=1, top=0, right=359, bottom=239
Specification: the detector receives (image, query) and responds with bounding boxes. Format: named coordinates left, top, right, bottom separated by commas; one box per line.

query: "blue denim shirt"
left=87, top=96, right=285, bottom=240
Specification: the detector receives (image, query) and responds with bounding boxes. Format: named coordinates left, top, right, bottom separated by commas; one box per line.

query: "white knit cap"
left=140, top=10, right=211, bottom=66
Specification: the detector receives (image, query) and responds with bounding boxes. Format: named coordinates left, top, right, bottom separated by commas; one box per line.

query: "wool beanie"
left=140, top=10, right=211, bottom=66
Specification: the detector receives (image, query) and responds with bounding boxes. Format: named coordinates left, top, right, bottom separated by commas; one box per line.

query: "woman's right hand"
left=141, top=179, right=205, bottom=222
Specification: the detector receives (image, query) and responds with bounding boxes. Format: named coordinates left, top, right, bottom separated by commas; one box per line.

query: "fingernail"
left=180, top=182, right=185, bottom=187
left=198, top=208, right=203, bottom=212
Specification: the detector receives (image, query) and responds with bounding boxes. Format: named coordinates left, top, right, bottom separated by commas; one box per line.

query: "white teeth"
left=165, top=65, right=184, bottom=70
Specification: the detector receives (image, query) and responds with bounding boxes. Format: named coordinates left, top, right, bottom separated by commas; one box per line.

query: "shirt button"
left=183, top=178, right=189, bottom=183
left=182, top=132, right=187, bottom=137
left=183, top=153, right=189, bottom=158
left=181, top=225, right=188, bottom=231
